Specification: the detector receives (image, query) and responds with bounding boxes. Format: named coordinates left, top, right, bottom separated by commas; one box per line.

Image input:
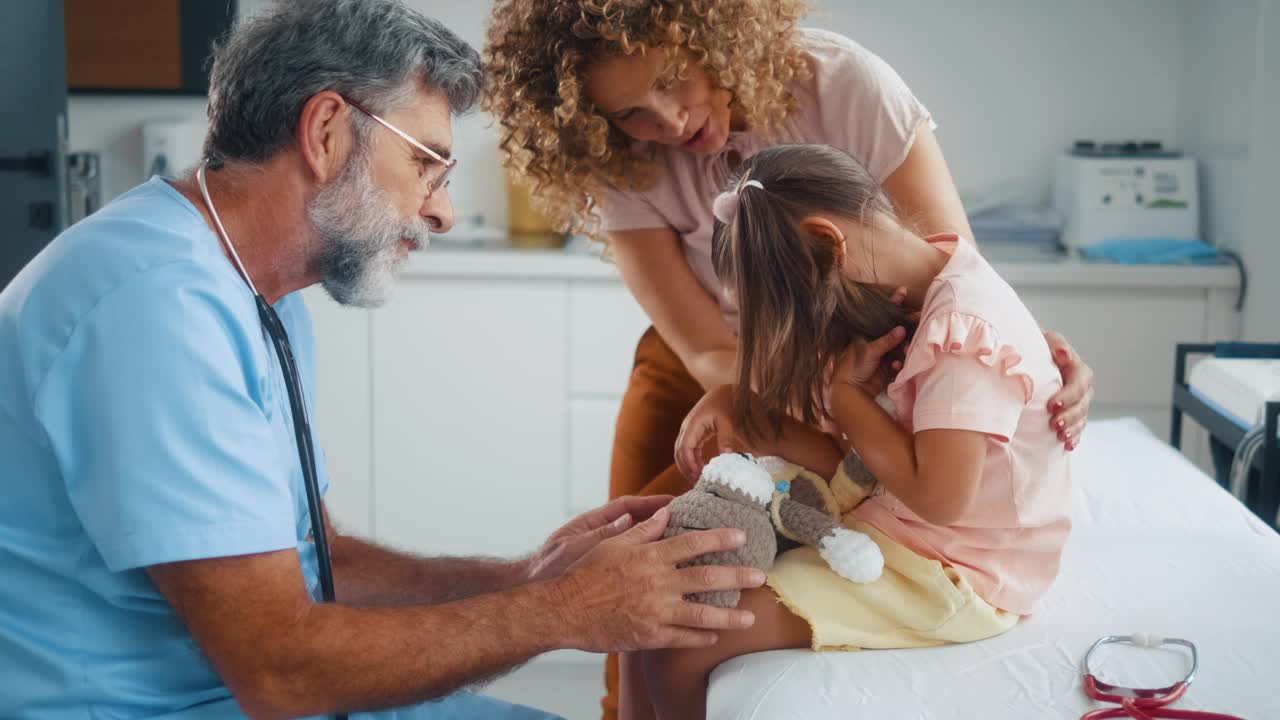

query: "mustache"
left=403, top=218, right=432, bottom=249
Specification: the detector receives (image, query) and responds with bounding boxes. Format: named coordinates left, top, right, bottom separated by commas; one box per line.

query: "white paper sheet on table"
left=707, top=418, right=1280, bottom=719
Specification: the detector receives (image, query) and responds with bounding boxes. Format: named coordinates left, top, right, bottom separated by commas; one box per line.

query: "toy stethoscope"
left=1081, top=634, right=1245, bottom=719
left=197, top=163, right=346, bottom=720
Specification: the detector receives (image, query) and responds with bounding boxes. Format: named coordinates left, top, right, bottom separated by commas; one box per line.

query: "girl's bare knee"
left=724, top=586, right=813, bottom=654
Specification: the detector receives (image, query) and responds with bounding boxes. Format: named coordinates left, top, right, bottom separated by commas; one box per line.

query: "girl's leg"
left=640, top=587, right=812, bottom=720
left=618, top=651, right=657, bottom=720
left=604, top=327, right=706, bottom=720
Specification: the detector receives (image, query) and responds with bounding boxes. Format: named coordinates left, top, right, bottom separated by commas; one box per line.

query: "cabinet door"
left=568, top=398, right=621, bottom=515
left=371, top=278, right=568, bottom=557
left=568, top=280, right=652, bottom=396
left=1016, top=286, right=1206, bottom=408
left=302, top=287, right=373, bottom=537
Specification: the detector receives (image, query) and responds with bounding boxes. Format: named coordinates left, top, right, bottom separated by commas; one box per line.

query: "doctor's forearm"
left=240, top=580, right=573, bottom=718
left=330, top=534, right=526, bottom=606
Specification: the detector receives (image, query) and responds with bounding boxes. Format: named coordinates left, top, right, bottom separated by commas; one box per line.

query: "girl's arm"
left=609, top=227, right=738, bottom=391
left=828, top=383, right=985, bottom=525
left=827, top=332, right=988, bottom=525
left=675, top=384, right=845, bottom=481
left=752, top=412, right=846, bottom=480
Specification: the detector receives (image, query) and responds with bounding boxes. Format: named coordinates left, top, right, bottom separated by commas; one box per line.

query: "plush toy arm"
left=829, top=450, right=881, bottom=515
left=776, top=499, right=883, bottom=583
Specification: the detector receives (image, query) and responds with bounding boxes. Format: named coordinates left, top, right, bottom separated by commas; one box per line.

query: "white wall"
left=69, top=0, right=1190, bottom=218
left=1175, top=0, right=1258, bottom=252
left=809, top=0, right=1185, bottom=206
left=1174, top=0, right=1280, bottom=340
left=1241, top=1, right=1280, bottom=339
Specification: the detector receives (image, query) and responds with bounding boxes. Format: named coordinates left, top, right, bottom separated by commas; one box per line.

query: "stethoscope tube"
left=255, top=295, right=337, bottom=604
left=197, top=163, right=345, bottom=720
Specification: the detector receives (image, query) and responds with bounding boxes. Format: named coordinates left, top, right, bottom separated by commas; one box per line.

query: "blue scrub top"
left=0, top=178, right=331, bottom=717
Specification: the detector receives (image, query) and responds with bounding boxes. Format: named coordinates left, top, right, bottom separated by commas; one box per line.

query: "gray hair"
left=204, top=0, right=482, bottom=166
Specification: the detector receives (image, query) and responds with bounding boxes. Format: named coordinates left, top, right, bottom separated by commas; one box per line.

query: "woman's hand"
left=674, top=385, right=741, bottom=482
left=832, top=326, right=908, bottom=398
left=1044, top=331, right=1094, bottom=451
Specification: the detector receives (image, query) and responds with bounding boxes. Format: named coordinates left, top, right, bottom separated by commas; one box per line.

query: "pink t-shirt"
left=599, top=28, right=933, bottom=329
left=853, top=236, right=1072, bottom=615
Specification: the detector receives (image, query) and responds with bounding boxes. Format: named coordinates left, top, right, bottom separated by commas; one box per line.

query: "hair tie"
left=712, top=179, right=764, bottom=224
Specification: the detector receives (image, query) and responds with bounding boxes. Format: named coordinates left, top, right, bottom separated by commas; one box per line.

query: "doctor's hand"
left=522, top=495, right=673, bottom=584
left=552, top=507, right=763, bottom=653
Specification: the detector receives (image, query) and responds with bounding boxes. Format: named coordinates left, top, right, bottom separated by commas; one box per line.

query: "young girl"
left=632, top=143, right=1072, bottom=720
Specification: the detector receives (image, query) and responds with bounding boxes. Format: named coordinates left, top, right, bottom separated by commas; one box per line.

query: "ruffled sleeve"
left=886, top=311, right=1035, bottom=441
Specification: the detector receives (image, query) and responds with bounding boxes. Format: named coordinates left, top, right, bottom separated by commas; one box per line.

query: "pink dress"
left=852, top=235, right=1073, bottom=614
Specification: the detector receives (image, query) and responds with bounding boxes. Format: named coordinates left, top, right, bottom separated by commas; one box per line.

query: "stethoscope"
left=196, top=163, right=345, bottom=718
left=1080, top=634, right=1244, bottom=719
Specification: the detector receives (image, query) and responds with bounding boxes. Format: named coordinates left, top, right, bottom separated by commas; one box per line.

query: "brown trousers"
left=601, top=327, right=705, bottom=720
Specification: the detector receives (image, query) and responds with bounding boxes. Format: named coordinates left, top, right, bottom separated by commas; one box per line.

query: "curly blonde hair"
left=483, top=0, right=810, bottom=239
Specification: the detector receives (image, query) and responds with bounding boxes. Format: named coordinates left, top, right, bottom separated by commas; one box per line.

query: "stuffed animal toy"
left=664, top=452, right=884, bottom=608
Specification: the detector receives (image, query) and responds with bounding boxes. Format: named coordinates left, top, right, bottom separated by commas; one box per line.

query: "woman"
left=483, top=2, right=1094, bottom=718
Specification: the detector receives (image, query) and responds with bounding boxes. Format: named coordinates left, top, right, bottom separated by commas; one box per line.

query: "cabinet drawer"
left=568, top=281, right=651, bottom=396
left=568, top=399, right=620, bottom=515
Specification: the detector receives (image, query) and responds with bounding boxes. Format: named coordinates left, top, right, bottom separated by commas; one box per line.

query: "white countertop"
left=404, top=238, right=1242, bottom=289
left=404, top=238, right=621, bottom=280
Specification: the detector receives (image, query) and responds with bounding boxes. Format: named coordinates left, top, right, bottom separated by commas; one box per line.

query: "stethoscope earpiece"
left=1079, top=634, right=1241, bottom=719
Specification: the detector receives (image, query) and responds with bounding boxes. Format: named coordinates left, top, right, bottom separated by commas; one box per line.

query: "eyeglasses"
left=344, top=97, right=456, bottom=197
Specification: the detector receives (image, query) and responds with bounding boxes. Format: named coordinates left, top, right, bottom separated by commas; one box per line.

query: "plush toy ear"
left=701, top=452, right=774, bottom=505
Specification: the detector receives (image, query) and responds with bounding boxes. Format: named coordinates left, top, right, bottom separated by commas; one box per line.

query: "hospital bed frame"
left=1171, top=341, right=1280, bottom=529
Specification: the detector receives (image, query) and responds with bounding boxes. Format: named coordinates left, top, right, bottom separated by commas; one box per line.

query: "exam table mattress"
left=1189, top=357, right=1280, bottom=429
left=707, top=418, right=1280, bottom=719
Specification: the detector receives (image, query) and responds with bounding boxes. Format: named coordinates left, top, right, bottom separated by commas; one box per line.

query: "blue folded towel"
left=1079, top=237, right=1220, bottom=265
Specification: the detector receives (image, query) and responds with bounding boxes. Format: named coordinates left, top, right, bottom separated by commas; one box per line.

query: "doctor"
left=0, top=1, right=763, bottom=718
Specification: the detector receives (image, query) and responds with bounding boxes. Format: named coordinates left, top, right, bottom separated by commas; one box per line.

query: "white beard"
left=309, top=153, right=430, bottom=308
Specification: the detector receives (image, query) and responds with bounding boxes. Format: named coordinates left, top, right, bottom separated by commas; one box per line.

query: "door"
left=1, top=1, right=67, bottom=289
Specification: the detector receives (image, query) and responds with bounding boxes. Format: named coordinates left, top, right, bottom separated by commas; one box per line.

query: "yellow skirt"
left=766, top=520, right=1019, bottom=651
